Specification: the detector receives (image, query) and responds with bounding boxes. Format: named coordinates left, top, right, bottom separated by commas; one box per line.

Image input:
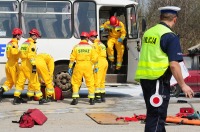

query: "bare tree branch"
left=139, top=0, right=200, bottom=53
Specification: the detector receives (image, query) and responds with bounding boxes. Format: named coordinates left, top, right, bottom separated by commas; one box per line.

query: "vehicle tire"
left=170, top=85, right=182, bottom=97
left=54, top=64, right=72, bottom=98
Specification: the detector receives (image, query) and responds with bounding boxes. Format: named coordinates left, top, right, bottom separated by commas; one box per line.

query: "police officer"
left=89, top=30, right=108, bottom=103
left=36, top=53, right=55, bottom=100
left=68, top=32, right=98, bottom=105
left=100, top=16, right=126, bottom=71
left=0, top=28, right=22, bottom=102
left=135, top=6, right=194, bottom=132
left=13, top=29, right=47, bottom=105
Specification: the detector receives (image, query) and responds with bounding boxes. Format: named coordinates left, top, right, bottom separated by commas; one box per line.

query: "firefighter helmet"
left=109, top=16, right=119, bottom=26
left=89, top=30, right=98, bottom=37
left=12, top=28, right=22, bottom=35
left=80, top=32, right=89, bottom=38
left=29, top=28, right=41, bottom=38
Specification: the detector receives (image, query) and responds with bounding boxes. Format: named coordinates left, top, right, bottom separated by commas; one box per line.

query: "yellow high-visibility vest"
left=135, top=24, right=173, bottom=80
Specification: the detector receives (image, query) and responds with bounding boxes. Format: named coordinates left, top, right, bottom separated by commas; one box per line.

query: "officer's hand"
left=68, top=68, right=72, bottom=76
left=94, top=68, right=98, bottom=73
left=100, top=27, right=104, bottom=32
left=118, top=38, right=123, bottom=42
left=32, top=65, right=37, bottom=73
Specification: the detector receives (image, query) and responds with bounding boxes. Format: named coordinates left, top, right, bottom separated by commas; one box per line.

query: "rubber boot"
left=116, top=66, right=121, bottom=70
left=71, top=98, right=78, bottom=105
left=47, top=96, right=57, bottom=102
left=101, top=93, right=106, bottom=102
left=39, top=98, right=48, bottom=105
left=20, top=98, right=28, bottom=103
left=94, top=93, right=101, bottom=103
left=13, top=97, right=22, bottom=105
left=0, top=87, right=4, bottom=102
left=110, top=62, right=115, bottom=73
left=89, top=98, right=95, bottom=105
left=115, top=68, right=121, bottom=74
left=27, top=96, right=34, bottom=101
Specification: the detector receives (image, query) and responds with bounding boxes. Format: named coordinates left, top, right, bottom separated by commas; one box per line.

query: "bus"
left=0, top=0, right=140, bottom=96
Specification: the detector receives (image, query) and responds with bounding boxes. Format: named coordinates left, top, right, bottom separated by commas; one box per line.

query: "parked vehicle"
left=0, top=0, right=140, bottom=97
left=170, top=53, right=200, bottom=97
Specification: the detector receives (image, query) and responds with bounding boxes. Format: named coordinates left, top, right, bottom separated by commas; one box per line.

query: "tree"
left=139, top=0, right=200, bottom=53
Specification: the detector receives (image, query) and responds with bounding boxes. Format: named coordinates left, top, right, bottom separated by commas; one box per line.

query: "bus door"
left=125, top=5, right=140, bottom=83
left=99, top=6, right=128, bottom=83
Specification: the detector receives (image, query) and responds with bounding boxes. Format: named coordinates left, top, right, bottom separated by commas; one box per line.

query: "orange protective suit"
left=36, top=53, right=55, bottom=97
left=100, top=20, right=126, bottom=70
left=69, top=40, right=98, bottom=99
left=93, top=39, right=108, bottom=94
left=14, top=38, right=42, bottom=98
left=1, top=38, right=19, bottom=92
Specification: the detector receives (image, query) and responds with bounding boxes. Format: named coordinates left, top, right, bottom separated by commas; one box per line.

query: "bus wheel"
left=54, top=64, right=72, bottom=98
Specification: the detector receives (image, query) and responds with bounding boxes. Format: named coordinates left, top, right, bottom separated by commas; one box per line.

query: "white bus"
left=0, top=0, right=140, bottom=95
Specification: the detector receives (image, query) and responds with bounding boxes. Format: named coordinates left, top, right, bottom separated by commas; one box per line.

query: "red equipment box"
left=180, top=107, right=194, bottom=114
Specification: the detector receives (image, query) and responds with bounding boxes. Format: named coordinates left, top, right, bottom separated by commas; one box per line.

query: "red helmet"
left=89, top=30, right=98, bottom=37
left=29, top=28, right=41, bottom=38
left=110, top=16, right=119, bottom=26
left=80, top=32, right=89, bottom=38
left=12, top=28, right=22, bottom=35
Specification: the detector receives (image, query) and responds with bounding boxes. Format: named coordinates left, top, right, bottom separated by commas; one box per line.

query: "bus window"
left=126, top=6, right=138, bottom=39
left=73, top=1, right=96, bottom=38
left=0, top=1, right=19, bottom=38
left=21, top=1, right=72, bottom=38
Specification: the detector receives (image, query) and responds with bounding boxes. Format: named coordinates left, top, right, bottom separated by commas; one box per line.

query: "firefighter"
left=89, top=30, right=108, bottom=103
left=0, top=28, right=22, bottom=102
left=36, top=53, right=55, bottom=100
left=13, top=28, right=48, bottom=105
left=100, top=16, right=126, bottom=71
left=135, top=6, right=194, bottom=132
left=68, top=32, right=98, bottom=105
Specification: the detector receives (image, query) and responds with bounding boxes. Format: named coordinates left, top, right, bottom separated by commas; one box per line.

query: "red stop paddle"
left=150, top=80, right=163, bottom=107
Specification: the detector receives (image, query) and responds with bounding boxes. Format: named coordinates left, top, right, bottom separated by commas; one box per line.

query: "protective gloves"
left=32, top=65, right=37, bottom=73
left=100, top=27, right=104, bottom=32
left=94, top=68, right=98, bottom=73
left=68, top=68, right=72, bottom=76
left=118, top=38, right=123, bottom=43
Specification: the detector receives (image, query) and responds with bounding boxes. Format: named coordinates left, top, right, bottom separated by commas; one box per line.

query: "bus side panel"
left=0, top=64, right=6, bottom=84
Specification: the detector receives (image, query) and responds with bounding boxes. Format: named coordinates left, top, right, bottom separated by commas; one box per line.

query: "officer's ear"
left=173, top=17, right=177, bottom=24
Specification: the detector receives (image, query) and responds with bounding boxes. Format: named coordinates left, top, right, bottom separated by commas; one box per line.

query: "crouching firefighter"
left=36, top=53, right=55, bottom=101
left=68, top=32, right=98, bottom=105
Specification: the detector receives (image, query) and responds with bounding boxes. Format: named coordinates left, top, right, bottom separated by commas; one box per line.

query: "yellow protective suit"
left=14, top=38, right=42, bottom=98
left=100, top=21, right=126, bottom=69
left=36, top=53, right=55, bottom=97
left=69, top=40, right=98, bottom=99
left=92, top=39, right=108, bottom=94
left=1, top=38, right=19, bottom=92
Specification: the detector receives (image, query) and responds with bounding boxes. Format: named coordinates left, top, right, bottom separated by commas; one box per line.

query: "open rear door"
left=125, top=5, right=140, bottom=83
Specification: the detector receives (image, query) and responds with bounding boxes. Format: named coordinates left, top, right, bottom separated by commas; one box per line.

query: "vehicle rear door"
left=184, top=55, right=199, bottom=92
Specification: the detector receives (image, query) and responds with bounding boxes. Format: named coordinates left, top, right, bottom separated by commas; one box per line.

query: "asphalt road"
left=0, top=84, right=200, bottom=132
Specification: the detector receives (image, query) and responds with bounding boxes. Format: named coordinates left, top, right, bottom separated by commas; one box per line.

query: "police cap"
left=158, top=6, right=181, bottom=15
